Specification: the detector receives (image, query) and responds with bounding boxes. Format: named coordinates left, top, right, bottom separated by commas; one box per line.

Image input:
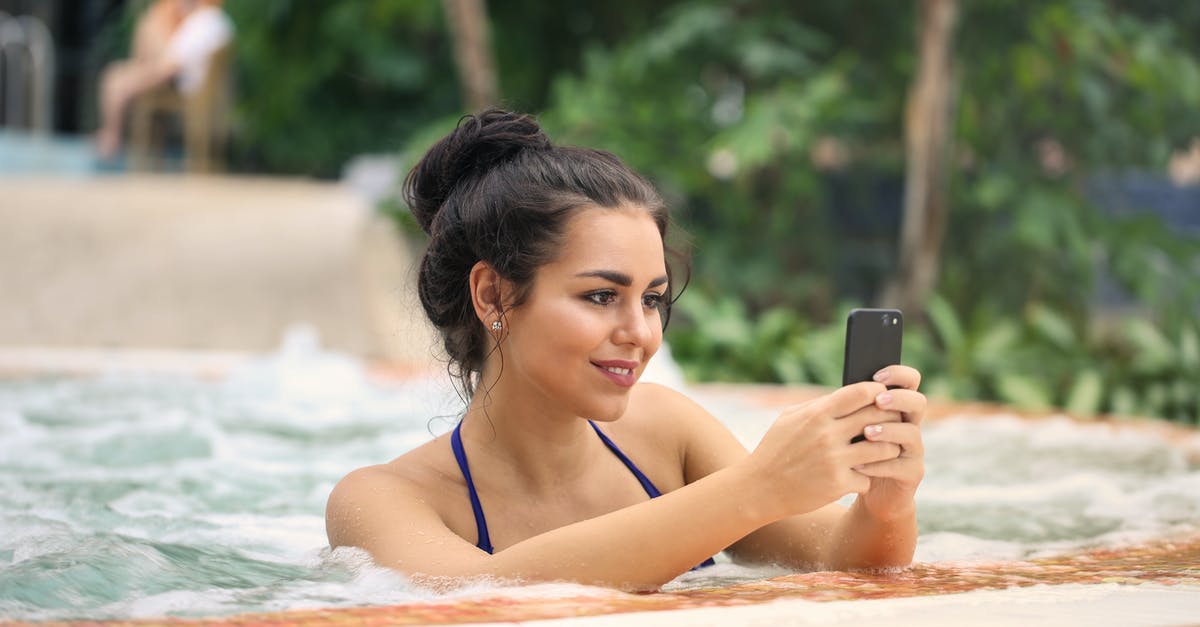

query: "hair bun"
left=404, top=109, right=551, bottom=234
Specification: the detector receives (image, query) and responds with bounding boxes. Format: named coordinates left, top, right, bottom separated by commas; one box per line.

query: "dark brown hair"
left=403, top=109, right=678, bottom=398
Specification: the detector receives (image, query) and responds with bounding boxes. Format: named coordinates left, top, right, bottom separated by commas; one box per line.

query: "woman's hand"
left=853, top=365, right=926, bottom=522
left=723, top=369, right=924, bottom=569
left=742, top=381, right=905, bottom=520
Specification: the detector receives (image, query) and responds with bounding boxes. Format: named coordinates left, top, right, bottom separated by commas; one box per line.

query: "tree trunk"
left=441, top=0, right=499, bottom=112
left=882, top=0, right=959, bottom=316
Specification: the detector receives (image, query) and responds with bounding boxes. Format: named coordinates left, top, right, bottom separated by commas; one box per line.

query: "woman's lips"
left=592, top=359, right=639, bottom=388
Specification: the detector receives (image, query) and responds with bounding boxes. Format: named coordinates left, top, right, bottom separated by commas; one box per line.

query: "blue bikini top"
left=450, top=419, right=716, bottom=569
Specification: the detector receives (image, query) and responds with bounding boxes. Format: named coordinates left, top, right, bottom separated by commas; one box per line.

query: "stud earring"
left=491, top=320, right=502, bottom=331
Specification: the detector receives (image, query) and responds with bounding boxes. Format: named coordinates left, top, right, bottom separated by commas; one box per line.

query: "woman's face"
left=500, top=206, right=667, bottom=422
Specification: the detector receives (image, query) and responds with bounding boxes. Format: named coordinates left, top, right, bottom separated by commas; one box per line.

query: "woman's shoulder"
left=625, top=382, right=716, bottom=427
left=620, top=382, right=749, bottom=485
left=609, top=384, right=721, bottom=458
left=327, top=437, right=457, bottom=514
left=326, top=435, right=465, bottom=543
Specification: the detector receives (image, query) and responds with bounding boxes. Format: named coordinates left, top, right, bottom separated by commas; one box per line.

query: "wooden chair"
left=128, top=44, right=232, bottom=173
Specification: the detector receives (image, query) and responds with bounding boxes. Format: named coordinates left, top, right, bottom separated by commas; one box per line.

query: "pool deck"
left=1, top=174, right=438, bottom=367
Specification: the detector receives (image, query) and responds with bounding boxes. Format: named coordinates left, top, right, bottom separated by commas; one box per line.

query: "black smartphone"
left=843, top=308, right=903, bottom=442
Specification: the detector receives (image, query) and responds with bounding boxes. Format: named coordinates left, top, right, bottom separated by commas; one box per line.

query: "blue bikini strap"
left=454, top=419, right=713, bottom=568
left=589, top=421, right=716, bottom=570
left=450, top=420, right=493, bottom=554
left=588, top=420, right=662, bottom=498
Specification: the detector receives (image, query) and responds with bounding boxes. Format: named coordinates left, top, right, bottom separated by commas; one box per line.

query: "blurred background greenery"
left=97, top=0, right=1200, bottom=423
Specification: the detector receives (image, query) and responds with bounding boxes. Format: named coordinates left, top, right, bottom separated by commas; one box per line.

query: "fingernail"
left=876, top=392, right=893, bottom=406
left=864, top=424, right=884, bottom=438
left=873, top=369, right=890, bottom=383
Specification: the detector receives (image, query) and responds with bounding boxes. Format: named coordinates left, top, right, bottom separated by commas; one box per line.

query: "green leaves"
left=1064, top=369, right=1104, bottom=415
left=994, top=373, right=1053, bottom=411
left=1027, top=303, right=1075, bottom=351
left=670, top=294, right=853, bottom=386
left=1125, top=317, right=1175, bottom=375
left=225, top=0, right=459, bottom=176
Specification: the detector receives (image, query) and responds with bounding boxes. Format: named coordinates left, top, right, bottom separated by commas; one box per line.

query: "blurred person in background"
left=95, top=0, right=232, bottom=159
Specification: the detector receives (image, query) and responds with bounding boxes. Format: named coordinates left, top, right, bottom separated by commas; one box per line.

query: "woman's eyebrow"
left=576, top=270, right=669, bottom=288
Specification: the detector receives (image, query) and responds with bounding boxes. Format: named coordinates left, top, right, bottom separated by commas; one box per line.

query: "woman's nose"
left=613, top=301, right=655, bottom=346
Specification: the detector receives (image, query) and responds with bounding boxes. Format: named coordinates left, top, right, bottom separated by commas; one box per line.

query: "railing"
left=0, top=12, right=55, bottom=134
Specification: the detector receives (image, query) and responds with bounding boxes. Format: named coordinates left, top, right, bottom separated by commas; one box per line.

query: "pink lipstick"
left=592, top=359, right=639, bottom=388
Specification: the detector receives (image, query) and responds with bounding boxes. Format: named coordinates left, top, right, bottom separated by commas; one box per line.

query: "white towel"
left=165, top=6, right=233, bottom=94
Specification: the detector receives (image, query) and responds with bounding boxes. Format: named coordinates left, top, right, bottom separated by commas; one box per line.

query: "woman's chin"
left=579, top=392, right=634, bottom=423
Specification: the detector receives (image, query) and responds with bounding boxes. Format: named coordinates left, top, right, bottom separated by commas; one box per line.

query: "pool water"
left=1, top=342, right=1198, bottom=621
left=0, top=132, right=104, bottom=176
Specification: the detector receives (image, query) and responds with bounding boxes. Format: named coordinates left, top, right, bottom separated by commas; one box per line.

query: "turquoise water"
left=0, top=131, right=102, bottom=176
left=0, top=130, right=185, bottom=176
left=1, top=345, right=1198, bottom=621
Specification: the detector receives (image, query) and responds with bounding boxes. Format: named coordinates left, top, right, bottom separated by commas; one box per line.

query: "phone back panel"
left=842, top=309, right=904, bottom=385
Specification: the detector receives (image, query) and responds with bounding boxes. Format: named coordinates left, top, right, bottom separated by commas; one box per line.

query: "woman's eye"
left=586, top=291, right=618, bottom=306
left=642, top=293, right=665, bottom=310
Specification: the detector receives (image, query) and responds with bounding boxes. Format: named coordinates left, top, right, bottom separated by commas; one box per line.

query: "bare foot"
left=95, top=126, right=121, bottom=159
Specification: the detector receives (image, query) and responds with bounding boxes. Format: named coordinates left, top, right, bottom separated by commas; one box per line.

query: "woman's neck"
left=459, top=374, right=601, bottom=494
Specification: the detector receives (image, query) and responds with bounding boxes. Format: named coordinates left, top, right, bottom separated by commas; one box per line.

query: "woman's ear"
left=468, top=261, right=505, bottom=328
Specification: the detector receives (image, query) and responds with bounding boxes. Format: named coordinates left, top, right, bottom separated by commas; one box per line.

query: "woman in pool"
left=325, top=110, right=927, bottom=590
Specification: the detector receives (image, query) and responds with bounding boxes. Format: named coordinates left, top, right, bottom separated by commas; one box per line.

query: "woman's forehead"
left=556, top=207, right=665, bottom=264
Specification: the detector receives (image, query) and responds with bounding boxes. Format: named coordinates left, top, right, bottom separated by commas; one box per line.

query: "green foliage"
left=943, top=0, right=1200, bottom=328
left=222, top=1, right=688, bottom=176
left=925, top=0, right=1200, bottom=422
left=675, top=284, right=1200, bottom=423
left=224, top=0, right=459, bottom=176
left=921, top=290, right=1200, bottom=422
left=488, top=1, right=688, bottom=111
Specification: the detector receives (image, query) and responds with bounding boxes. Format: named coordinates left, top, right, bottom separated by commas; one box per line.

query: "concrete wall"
left=1, top=175, right=438, bottom=365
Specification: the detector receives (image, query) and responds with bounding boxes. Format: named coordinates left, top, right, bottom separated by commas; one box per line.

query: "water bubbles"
left=0, top=337, right=477, bottom=620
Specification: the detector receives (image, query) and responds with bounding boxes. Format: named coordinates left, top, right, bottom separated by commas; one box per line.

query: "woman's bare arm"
left=326, top=461, right=771, bottom=591
left=649, top=371, right=924, bottom=570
